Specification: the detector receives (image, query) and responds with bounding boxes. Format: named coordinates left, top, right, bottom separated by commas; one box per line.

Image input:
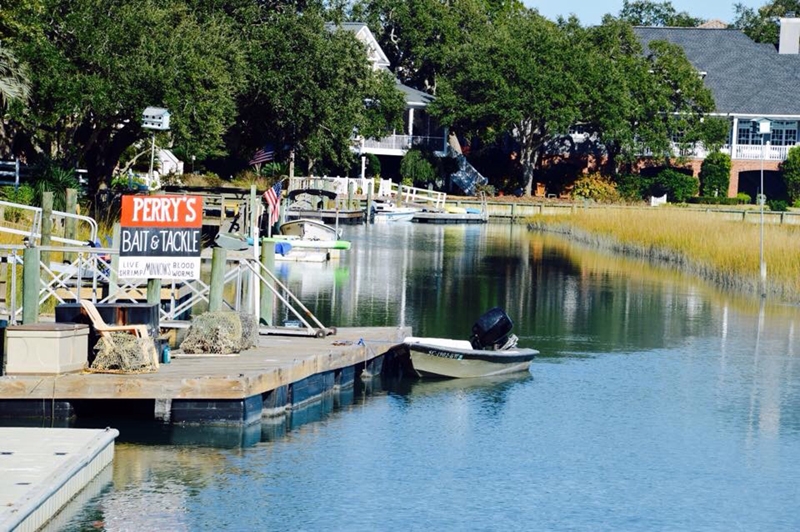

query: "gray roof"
left=634, top=27, right=800, bottom=117
left=397, top=82, right=434, bottom=107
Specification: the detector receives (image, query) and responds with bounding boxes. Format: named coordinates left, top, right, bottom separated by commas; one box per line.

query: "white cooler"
left=5, top=323, right=89, bottom=374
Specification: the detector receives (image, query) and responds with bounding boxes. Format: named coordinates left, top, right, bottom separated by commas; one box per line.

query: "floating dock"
left=0, top=427, right=119, bottom=532
left=412, top=210, right=488, bottom=224
left=0, top=326, right=407, bottom=425
left=284, top=209, right=365, bottom=225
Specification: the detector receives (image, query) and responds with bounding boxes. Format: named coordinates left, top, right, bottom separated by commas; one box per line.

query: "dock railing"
left=0, top=244, right=332, bottom=337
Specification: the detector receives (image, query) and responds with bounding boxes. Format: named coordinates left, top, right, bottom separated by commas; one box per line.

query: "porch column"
left=731, top=116, right=739, bottom=160
left=408, top=108, right=414, bottom=149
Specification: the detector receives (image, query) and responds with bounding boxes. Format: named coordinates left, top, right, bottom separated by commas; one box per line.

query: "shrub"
left=687, top=196, right=740, bottom=205
left=699, top=151, right=731, bottom=197
left=653, top=169, right=698, bottom=203
left=400, top=149, right=436, bottom=185
left=767, top=199, right=788, bottom=212
left=736, top=192, right=751, bottom=204
left=0, top=185, right=35, bottom=222
left=364, top=153, right=381, bottom=178
left=781, top=145, right=800, bottom=204
left=615, top=174, right=650, bottom=201
left=571, top=174, right=621, bottom=203
left=29, top=160, right=80, bottom=210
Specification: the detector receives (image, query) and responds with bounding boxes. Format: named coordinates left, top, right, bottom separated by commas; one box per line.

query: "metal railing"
left=0, top=199, right=98, bottom=246
left=0, top=245, right=331, bottom=336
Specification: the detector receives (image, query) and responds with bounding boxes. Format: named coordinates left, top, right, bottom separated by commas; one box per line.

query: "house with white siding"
left=332, top=23, right=446, bottom=160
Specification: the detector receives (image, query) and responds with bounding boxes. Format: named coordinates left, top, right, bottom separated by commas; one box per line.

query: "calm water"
left=52, top=223, right=800, bottom=531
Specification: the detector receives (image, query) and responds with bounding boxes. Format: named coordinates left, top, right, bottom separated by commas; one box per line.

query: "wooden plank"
left=0, top=326, right=408, bottom=401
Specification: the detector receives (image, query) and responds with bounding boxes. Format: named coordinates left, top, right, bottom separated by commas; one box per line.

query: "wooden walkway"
left=0, top=326, right=408, bottom=424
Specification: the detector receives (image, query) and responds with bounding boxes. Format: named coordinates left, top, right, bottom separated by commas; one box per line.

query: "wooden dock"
left=0, top=326, right=408, bottom=425
left=412, top=210, right=488, bottom=224
left=0, top=427, right=118, bottom=532
left=284, top=208, right=366, bottom=225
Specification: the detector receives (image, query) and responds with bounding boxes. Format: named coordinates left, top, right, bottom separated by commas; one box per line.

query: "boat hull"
left=373, top=205, right=418, bottom=223
left=405, top=342, right=537, bottom=379
left=279, top=219, right=340, bottom=240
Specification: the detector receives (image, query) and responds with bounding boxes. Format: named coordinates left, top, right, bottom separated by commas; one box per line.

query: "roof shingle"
left=634, top=27, right=800, bottom=117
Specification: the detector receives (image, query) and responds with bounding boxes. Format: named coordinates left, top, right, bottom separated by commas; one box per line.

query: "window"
left=771, top=121, right=798, bottom=146
left=737, top=121, right=754, bottom=145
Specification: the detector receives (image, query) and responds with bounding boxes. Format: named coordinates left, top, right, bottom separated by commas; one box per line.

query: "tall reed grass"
left=528, top=208, right=800, bottom=302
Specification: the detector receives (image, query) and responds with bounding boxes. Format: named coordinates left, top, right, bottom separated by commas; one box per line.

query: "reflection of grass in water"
left=530, top=208, right=800, bottom=303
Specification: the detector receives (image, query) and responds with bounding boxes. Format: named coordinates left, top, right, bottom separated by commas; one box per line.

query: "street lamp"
left=754, top=117, right=771, bottom=298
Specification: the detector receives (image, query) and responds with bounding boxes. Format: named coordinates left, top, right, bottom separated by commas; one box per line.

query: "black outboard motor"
left=470, top=307, right=515, bottom=350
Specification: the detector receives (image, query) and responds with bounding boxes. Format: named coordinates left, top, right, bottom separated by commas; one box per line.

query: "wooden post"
left=22, top=246, right=40, bottom=324
left=243, top=185, right=258, bottom=314
left=109, top=223, right=121, bottom=298
left=348, top=181, right=355, bottom=211
left=366, top=184, right=374, bottom=224
left=64, top=188, right=78, bottom=263
left=147, top=278, right=161, bottom=306
left=260, top=239, right=275, bottom=326
left=208, top=247, right=226, bottom=312
left=511, top=203, right=516, bottom=222
left=41, top=192, right=53, bottom=268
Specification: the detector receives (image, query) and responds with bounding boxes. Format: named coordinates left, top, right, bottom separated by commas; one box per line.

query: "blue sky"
left=524, top=0, right=767, bottom=26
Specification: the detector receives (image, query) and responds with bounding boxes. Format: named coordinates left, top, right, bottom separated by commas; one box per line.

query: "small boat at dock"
left=372, top=202, right=419, bottom=223
left=385, top=308, right=538, bottom=379
left=279, top=218, right=342, bottom=240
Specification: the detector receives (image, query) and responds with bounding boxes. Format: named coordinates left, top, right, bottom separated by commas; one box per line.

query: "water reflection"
left=55, top=222, right=800, bottom=531
left=385, top=372, right=533, bottom=419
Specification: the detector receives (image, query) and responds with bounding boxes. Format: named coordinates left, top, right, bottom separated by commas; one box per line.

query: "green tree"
left=400, top=149, right=436, bottom=184
left=699, top=151, right=731, bottom=197
left=236, top=12, right=405, bottom=175
left=733, top=1, right=800, bottom=44
left=654, top=168, right=698, bottom=202
left=350, top=0, right=507, bottom=94
left=0, top=45, right=29, bottom=109
left=579, top=18, right=715, bottom=175
left=780, top=145, right=800, bottom=205
left=431, top=8, right=584, bottom=195
left=618, top=0, right=704, bottom=27
left=3, top=0, right=246, bottom=191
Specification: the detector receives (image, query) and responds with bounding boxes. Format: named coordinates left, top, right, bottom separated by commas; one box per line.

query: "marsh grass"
left=529, top=208, right=800, bottom=302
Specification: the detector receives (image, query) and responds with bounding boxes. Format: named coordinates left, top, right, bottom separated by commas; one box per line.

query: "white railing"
left=286, top=176, right=447, bottom=209
left=362, top=135, right=445, bottom=151
left=731, top=144, right=793, bottom=161
left=0, top=199, right=98, bottom=246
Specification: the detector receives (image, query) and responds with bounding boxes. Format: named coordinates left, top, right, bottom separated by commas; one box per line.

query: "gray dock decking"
left=0, top=427, right=118, bottom=532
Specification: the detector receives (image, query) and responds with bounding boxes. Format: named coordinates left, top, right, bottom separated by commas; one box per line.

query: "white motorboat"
left=279, top=218, right=342, bottom=240
left=402, top=337, right=537, bottom=378
left=384, top=308, right=538, bottom=379
left=372, top=202, right=419, bottom=223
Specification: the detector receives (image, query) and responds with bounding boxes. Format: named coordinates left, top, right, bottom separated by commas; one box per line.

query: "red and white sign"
left=119, top=195, right=203, bottom=280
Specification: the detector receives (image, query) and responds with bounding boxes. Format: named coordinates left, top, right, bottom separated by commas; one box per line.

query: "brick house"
left=634, top=19, right=800, bottom=199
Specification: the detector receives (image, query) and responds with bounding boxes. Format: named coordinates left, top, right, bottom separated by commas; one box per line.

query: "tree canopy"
left=733, top=0, right=800, bottom=44
left=617, top=0, right=704, bottom=27
left=1, top=0, right=404, bottom=189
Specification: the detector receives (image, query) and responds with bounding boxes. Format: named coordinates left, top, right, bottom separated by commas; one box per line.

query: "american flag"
left=264, top=181, right=282, bottom=225
left=249, top=144, right=275, bottom=166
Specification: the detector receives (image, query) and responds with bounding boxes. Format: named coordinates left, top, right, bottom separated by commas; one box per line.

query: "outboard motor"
left=469, top=307, right=517, bottom=350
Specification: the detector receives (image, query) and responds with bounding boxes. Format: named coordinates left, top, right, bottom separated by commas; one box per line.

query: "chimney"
left=779, top=17, right=800, bottom=54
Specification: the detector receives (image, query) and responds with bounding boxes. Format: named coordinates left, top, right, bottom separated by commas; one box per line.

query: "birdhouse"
left=142, top=107, right=170, bottom=130
left=754, top=118, right=771, bottom=135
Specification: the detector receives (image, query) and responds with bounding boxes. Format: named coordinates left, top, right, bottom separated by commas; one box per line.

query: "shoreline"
left=526, top=219, right=800, bottom=306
